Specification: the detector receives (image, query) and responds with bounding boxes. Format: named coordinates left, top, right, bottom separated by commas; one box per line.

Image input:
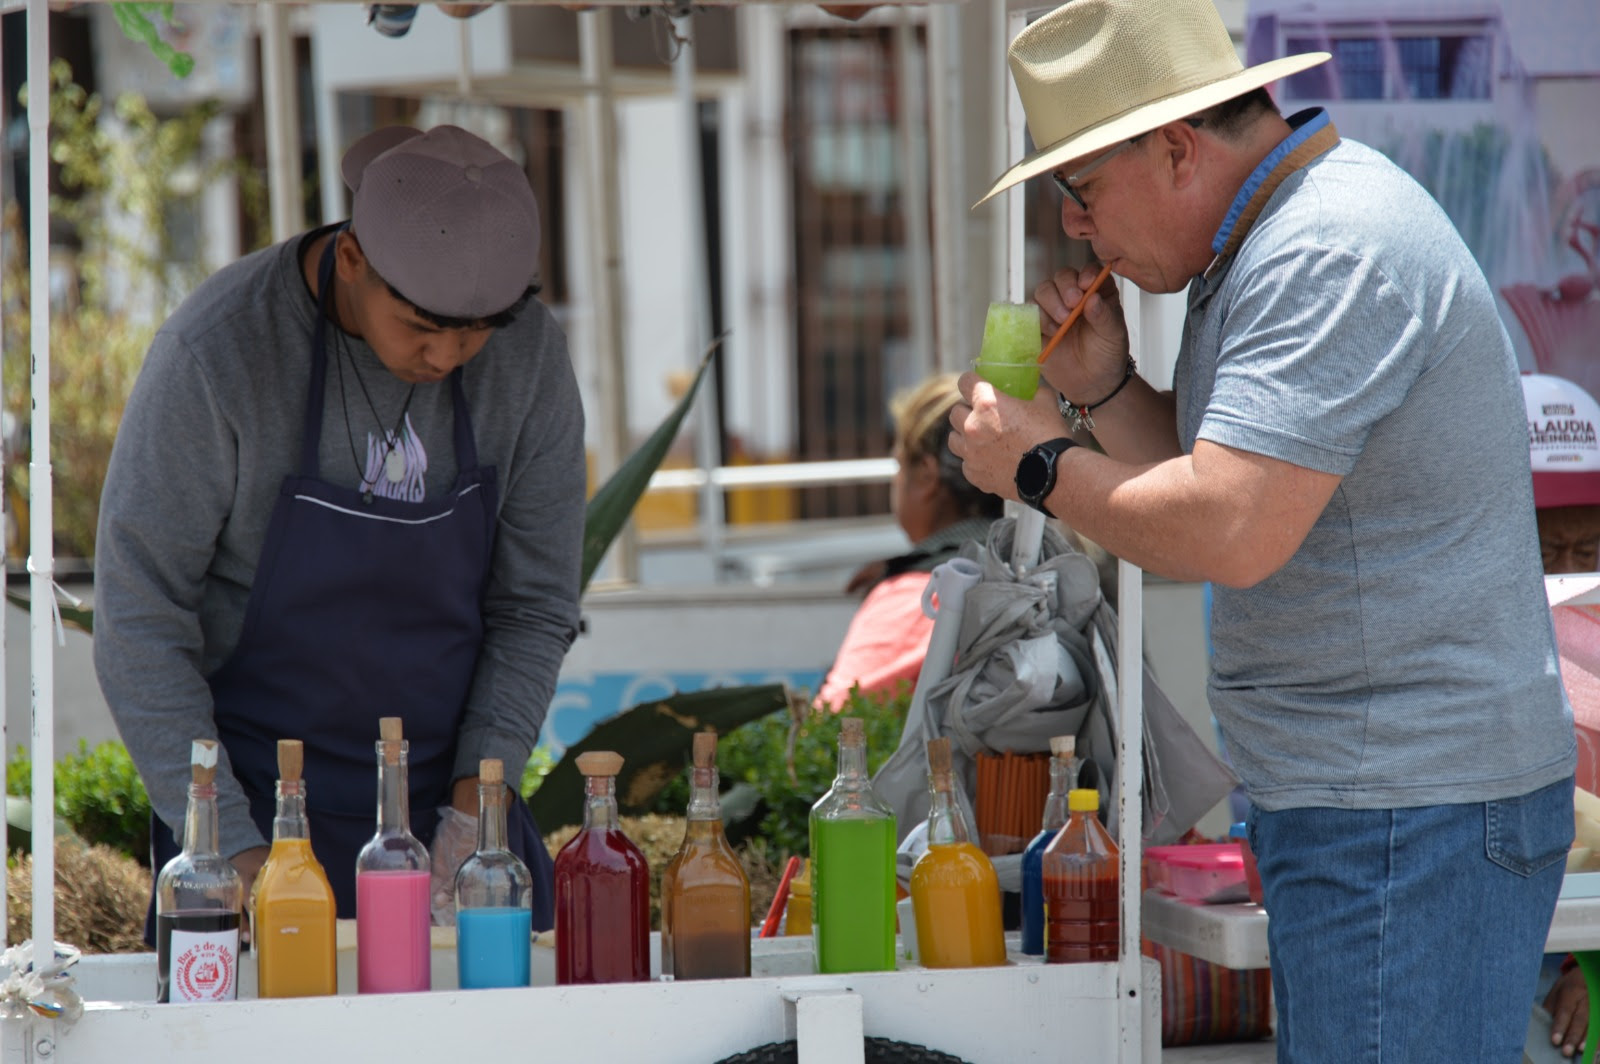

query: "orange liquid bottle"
left=1042, top=788, right=1119, bottom=963
left=661, top=732, right=751, bottom=980
left=909, top=737, right=1006, bottom=969
left=254, top=739, right=337, bottom=997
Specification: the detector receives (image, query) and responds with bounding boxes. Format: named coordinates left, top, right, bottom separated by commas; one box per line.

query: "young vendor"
left=94, top=125, right=584, bottom=932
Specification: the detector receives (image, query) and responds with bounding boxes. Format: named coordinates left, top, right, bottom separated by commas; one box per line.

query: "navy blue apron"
left=148, top=236, right=554, bottom=935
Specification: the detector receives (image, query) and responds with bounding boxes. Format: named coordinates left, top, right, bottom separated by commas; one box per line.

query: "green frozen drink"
left=974, top=360, right=1041, bottom=400
left=976, top=301, right=1043, bottom=399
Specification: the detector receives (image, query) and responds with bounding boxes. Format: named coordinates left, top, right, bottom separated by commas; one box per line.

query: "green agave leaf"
left=5, top=795, right=78, bottom=854
left=4, top=590, right=93, bottom=635
left=527, top=682, right=789, bottom=832
left=580, top=332, right=726, bottom=592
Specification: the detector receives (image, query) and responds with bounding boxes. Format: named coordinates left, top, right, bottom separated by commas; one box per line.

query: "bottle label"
left=169, top=929, right=239, bottom=1002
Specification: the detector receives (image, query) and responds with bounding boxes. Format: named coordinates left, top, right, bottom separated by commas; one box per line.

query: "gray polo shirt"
left=1174, top=110, right=1574, bottom=811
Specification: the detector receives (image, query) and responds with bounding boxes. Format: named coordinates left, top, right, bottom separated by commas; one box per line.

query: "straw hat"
left=976, top=0, right=1330, bottom=206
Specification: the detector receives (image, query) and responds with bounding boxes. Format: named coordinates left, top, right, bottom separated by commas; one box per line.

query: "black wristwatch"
left=1015, top=437, right=1077, bottom=517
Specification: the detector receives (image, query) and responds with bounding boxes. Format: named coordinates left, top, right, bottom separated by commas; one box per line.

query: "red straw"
left=760, top=855, right=803, bottom=937
left=1039, top=262, right=1114, bottom=364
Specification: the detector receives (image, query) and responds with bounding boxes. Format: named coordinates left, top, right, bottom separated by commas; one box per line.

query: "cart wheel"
left=711, top=1036, right=972, bottom=1064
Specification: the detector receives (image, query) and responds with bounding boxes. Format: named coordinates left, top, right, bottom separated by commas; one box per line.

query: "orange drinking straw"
left=1039, top=262, right=1114, bottom=364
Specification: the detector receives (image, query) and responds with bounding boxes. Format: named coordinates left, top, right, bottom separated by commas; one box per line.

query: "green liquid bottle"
left=809, top=716, right=897, bottom=973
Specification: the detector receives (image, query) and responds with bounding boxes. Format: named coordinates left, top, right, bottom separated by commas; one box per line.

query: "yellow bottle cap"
left=1068, top=788, right=1099, bottom=812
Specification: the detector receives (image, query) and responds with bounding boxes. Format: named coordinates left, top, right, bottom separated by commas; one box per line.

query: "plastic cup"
left=974, top=360, right=1041, bottom=400
left=979, top=302, right=1043, bottom=365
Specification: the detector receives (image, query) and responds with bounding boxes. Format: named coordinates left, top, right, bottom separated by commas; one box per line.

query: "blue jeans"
left=1249, top=776, right=1573, bottom=1064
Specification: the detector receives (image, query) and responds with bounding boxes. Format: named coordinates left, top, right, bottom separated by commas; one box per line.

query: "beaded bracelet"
left=1058, top=357, right=1137, bottom=432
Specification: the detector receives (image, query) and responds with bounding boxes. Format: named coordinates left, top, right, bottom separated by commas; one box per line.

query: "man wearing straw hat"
left=947, top=1, right=1575, bottom=1058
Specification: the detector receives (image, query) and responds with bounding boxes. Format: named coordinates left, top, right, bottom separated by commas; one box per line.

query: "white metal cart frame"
left=1, top=2, right=1159, bottom=1060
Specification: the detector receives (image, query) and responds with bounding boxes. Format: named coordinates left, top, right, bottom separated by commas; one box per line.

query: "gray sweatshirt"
left=93, top=228, right=587, bottom=856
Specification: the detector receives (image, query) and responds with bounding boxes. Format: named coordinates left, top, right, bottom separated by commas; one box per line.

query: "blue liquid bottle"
left=1021, top=736, right=1078, bottom=956
left=454, top=758, right=533, bottom=988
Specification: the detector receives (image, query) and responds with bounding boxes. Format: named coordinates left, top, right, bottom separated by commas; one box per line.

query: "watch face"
left=1017, top=449, right=1050, bottom=501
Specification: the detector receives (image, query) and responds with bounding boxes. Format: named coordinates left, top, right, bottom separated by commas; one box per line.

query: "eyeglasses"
left=1050, top=119, right=1202, bottom=211
left=1050, top=137, right=1143, bottom=212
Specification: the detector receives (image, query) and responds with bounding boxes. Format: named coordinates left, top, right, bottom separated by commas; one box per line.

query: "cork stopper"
left=277, top=739, right=303, bottom=783
left=575, top=751, right=624, bottom=778
left=692, top=731, right=717, bottom=769
left=840, top=717, right=865, bottom=744
left=926, top=737, right=954, bottom=794
left=191, top=739, right=218, bottom=786
left=1050, top=735, right=1076, bottom=759
left=479, top=758, right=504, bottom=786
left=379, top=716, right=403, bottom=764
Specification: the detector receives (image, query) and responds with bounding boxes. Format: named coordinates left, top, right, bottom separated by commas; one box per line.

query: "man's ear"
left=1161, top=119, right=1203, bottom=190
left=334, top=229, right=369, bottom=285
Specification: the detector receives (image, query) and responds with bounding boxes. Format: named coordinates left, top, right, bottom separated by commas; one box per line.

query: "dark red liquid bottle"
left=554, top=751, right=650, bottom=985
left=1041, top=788, right=1120, bottom=964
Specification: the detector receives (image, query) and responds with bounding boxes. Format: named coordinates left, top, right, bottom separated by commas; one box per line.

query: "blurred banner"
left=1247, top=0, right=1600, bottom=392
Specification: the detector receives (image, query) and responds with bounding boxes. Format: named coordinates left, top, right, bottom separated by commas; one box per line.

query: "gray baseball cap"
left=342, top=124, right=540, bottom=320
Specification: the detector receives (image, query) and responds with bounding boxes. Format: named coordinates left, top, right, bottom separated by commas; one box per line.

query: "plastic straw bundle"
left=974, top=751, right=1051, bottom=857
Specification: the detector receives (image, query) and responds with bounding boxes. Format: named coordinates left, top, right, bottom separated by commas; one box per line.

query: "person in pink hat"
left=947, top=1, right=1574, bottom=1059
left=94, top=125, right=583, bottom=936
left=1526, top=371, right=1600, bottom=1057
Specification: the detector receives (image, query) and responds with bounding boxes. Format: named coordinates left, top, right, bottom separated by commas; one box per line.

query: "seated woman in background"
left=816, top=374, right=1004, bottom=710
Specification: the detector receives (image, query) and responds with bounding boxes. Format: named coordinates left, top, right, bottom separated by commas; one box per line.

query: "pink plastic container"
left=1144, top=843, right=1249, bottom=904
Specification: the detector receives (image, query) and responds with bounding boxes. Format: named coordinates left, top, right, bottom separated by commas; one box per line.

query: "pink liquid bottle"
left=355, top=717, right=431, bottom=993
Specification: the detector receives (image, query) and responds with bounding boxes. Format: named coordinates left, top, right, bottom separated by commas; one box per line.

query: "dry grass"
left=7, top=842, right=151, bottom=954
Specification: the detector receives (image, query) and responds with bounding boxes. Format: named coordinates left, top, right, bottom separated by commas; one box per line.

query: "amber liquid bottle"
left=661, top=732, right=751, bottom=980
left=1041, top=788, right=1120, bottom=963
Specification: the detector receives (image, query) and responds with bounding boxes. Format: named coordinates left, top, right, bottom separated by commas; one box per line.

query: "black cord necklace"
left=326, top=277, right=417, bottom=505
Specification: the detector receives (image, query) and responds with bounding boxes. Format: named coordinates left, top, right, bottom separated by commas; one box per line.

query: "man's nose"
left=1060, top=198, right=1094, bottom=240
left=423, top=336, right=470, bottom=373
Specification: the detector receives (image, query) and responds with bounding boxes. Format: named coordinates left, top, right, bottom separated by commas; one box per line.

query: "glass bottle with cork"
left=1042, top=787, right=1119, bottom=963
left=809, top=716, right=897, bottom=973
left=453, top=757, right=534, bottom=988
left=156, top=739, right=244, bottom=1004
left=355, top=716, right=431, bottom=993
left=662, top=731, right=751, bottom=980
left=1020, top=735, right=1078, bottom=956
left=909, top=736, right=1006, bottom=968
left=253, top=738, right=337, bottom=997
left=553, top=750, right=650, bottom=984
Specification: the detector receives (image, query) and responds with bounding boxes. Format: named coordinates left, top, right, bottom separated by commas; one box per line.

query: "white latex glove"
left=429, top=806, right=478, bottom=927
